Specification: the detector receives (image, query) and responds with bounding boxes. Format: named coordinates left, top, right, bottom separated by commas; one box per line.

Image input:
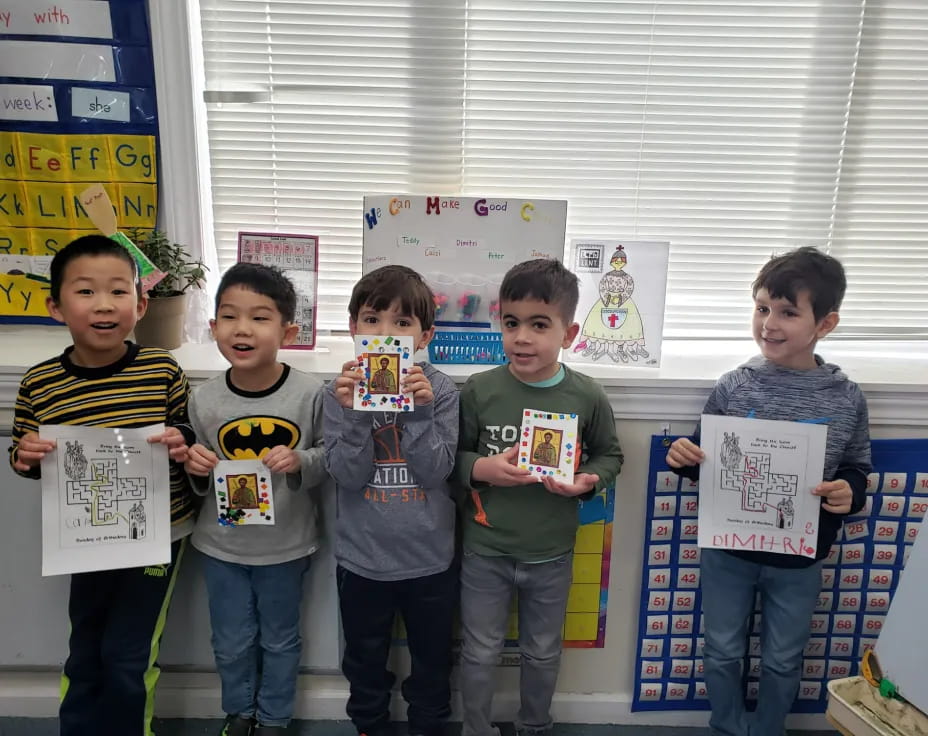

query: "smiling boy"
left=453, top=258, right=622, bottom=736
left=184, top=263, right=327, bottom=735
left=665, top=246, right=872, bottom=736
left=9, top=234, right=195, bottom=736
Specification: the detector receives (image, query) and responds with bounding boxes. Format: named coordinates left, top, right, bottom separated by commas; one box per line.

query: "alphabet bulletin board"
left=0, top=0, right=158, bottom=324
left=633, top=435, right=928, bottom=713
left=361, top=195, right=567, bottom=363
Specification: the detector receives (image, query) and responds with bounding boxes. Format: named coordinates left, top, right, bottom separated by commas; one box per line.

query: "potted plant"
left=128, top=228, right=208, bottom=350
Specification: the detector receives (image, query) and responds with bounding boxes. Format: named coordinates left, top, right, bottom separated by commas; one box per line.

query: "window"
left=186, top=1, right=928, bottom=338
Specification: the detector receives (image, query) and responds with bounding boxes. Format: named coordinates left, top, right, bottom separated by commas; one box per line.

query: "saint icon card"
left=353, top=335, right=415, bottom=412
left=214, top=459, right=275, bottom=526
left=517, top=409, right=580, bottom=483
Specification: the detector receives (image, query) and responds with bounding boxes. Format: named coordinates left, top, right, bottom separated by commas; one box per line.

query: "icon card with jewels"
left=213, top=460, right=275, bottom=526
left=353, top=334, right=415, bottom=412
left=517, top=409, right=580, bottom=484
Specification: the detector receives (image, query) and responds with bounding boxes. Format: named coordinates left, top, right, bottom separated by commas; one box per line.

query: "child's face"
left=500, top=298, right=579, bottom=383
left=210, top=285, right=298, bottom=378
left=752, top=287, right=838, bottom=370
left=350, top=299, right=434, bottom=351
left=46, top=254, right=146, bottom=367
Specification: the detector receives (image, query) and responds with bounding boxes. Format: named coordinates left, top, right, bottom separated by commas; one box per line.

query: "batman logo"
left=218, top=416, right=300, bottom=460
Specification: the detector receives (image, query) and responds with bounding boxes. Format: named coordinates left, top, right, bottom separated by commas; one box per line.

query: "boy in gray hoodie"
left=324, top=265, right=458, bottom=736
left=666, top=247, right=871, bottom=736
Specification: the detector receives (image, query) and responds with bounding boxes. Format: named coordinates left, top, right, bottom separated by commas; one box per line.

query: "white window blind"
left=197, top=0, right=928, bottom=338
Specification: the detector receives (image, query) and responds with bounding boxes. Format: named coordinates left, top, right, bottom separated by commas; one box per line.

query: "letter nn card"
left=353, top=335, right=415, bottom=412
left=517, top=409, right=579, bottom=483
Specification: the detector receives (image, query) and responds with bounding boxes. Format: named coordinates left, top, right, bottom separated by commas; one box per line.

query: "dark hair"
left=215, top=262, right=297, bottom=323
left=348, top=265, right=436, bottom=330
left=499, top=258, right=579, bottom=324
left=49, top=234, right=140, bottom=302
left=752, top=246, right=846, bottom=321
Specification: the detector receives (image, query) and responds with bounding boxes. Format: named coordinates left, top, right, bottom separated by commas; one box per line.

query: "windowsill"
left=1, top=326, right=926, bottom=425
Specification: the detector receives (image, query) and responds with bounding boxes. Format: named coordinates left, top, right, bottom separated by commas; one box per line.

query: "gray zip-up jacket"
left=323, top=362, right=458, bottom=581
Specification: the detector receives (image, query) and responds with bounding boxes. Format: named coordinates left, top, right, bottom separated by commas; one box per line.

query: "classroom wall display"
left=237, top=232, right=318, bottom=349
left=633, top=435, right=928, bottom=713
left=361, top=195, right=567, bottom=364
left=0, top=0, right=159, bottom=324
left=565, top=239, right=669, bottom=368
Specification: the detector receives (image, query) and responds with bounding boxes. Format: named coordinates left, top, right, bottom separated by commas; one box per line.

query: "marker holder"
left=428, top=331, right=508, bottom=365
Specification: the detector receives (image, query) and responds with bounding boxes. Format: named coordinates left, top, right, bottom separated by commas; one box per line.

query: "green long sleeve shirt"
left=454, top=365, right=623, bottom=561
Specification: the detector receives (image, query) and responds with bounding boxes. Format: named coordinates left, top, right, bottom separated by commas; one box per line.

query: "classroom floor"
left=0, top=720, right=838, bottom=736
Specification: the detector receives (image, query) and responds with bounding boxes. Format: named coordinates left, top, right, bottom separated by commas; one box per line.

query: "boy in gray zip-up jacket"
left=324, top=265, right=458, bottom=736
left=666, top=247, right=871, bottom=736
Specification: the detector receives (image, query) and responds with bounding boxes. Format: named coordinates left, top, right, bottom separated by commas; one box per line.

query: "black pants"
left=59, top=538, right=186, bottom=736
left=337, top=564, right=456, bottom=736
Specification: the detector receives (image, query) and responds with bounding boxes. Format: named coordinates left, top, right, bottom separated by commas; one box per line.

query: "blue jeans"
left=201, top=553, right=310, bottom=727
left=700, top=549, right=822, bottom=736
left=459, top=550, right=573, bottom=736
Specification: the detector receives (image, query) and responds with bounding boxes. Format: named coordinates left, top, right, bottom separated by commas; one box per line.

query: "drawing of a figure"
left=776, top=498, right=795, bottom=529
left=230, top=475, right=258, bottom=509
left=128, top=501, right=147, bottom=540
left=720, top=432, right=743, bottom=471
left=532, top=431, right=558, bottom=467
left=573, top=245, right=647, bottom=362
left=64, top=440, right=88, bottom=480
left=369, top=355, right=398, bottom=394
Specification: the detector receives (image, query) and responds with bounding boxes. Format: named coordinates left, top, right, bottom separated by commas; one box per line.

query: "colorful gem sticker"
left=517, top=408, right=580, bottom=483
left=352, top=334, right=415, bottom=412
left=213, top=459, right=275, bottom=526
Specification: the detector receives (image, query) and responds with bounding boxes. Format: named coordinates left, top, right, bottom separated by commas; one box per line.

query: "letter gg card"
left=353, top=335, right=415, bottom=412
left=517, top=409, right=580, bottom=483
left=214, top=459, right=275, bottom=526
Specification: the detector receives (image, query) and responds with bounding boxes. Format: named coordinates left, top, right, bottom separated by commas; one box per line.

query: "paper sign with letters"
left=697, top=414, right=827, bottom=558
left=213, top=459, right=275, bottom=526
left=517, top=409, right=580, bottom=484
left=39, top=424, right=171, bottom=576
left=353, top=335, right=415, bottom=412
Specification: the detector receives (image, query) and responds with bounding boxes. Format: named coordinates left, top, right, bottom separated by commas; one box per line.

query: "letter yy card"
left=517, top=409, right=580, bottom=483
left=353, top=335, right=415, bottom=412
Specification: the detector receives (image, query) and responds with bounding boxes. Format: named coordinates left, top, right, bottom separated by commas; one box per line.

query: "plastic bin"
left=826, top=676, right=928, bottom=736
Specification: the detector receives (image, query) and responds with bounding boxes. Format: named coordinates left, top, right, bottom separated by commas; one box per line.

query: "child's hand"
left=401, top=365, right=433, bottom=405
left=186, top=443, right=219, bottom=476
left=542, top=472, right=600, bottom=497
left=472, top=446, right=534, bottom=487
left=814, top=479, right=853, bottom=514
left=148, top=427, right=189, bottom=463
left=334, top=360, right=363, bottom=409
left=13, top=432, right=56, bottom=471
left=665, top=437, right=705, bottom=468
left=263, top=445, right=301, bottom=474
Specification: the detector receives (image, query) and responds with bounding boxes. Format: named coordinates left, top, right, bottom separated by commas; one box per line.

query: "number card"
left=516, top=409, right=579, bottom=483
left=213, top=459, right=275, bottom=526
left=352, top=335, right=415, bottom=412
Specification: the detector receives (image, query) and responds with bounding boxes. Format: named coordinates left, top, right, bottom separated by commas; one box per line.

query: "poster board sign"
left=565, top=239, right=669, bottom=368
left=39, top=423, right=171, bottom=576
left=237, top=231, right=318, bottom=349
left=361, top=195, right=567, bottom=355
left=1, top=0, right=159, bottom=325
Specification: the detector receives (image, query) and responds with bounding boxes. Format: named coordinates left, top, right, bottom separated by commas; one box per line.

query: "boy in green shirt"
left=454, top=259, right=623, bottom=736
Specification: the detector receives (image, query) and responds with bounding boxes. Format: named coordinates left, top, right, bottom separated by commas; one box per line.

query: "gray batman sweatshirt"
left=323, top=362, right=458, bottom=581
left=189, top=365, right=327, bottom=565
left=676, top=354, right=872, bottom=568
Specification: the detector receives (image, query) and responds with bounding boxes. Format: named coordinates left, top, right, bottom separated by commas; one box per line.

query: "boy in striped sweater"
left=9, top=234, right=196, bottom=736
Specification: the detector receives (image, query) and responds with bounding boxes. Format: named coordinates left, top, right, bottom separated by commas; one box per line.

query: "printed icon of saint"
left=370, top=355, right=398, bottom=394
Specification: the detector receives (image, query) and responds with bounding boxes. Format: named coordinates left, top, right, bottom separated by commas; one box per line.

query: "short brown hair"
left=499, top=258, right=579, bottom=324
left=752, top=246, right=846, bottom=321
left=348, top=265, right=436, bottom=330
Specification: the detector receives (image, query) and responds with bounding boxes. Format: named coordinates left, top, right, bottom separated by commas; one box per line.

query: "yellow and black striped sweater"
left=10, top=342, right=196, bottom=533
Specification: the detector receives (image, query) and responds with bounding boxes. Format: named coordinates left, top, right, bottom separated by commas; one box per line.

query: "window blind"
left=197, top=0, right=928, bottom=338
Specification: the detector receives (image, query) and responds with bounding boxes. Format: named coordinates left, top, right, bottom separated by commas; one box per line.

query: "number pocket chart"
left=633, top=435, right=928, bottom=713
